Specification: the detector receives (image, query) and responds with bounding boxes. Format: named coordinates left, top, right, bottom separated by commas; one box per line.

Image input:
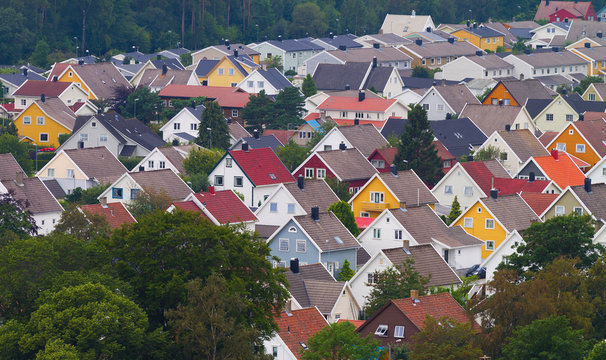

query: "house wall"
left=263, top=335, right=297, bottom=360
left=14, top=85, right=87, bottom=111
left=547, top=124, right=601, bottom=168
left=330, top=287, right=360, bottom=322
left=61, top=120, right=123, bottom=157
left=35, top=211, right=62, bottom=235
left=451, top=30, right=503, bottom=52
left=320, top=247, right=358, bottom=277
left=253, top=184, right=282, bottom=209
left=357, top=213, right=416, bottom=257
left=312, top=131, right=350, bottom=153
left=418, top=88, right=454, bottom=120
left=36, top=151, right=100, bottom=193
left=542, top=190, right=583, bottom=219
left=133, top=150, right=181, bottom=174
left=452, top=201, right=508, bottom=259
left=101, top=175, right=141, bottom=205
left=349, top=253, right=392, bottom=307
left=208, top=153, right=256, bottom=207
left=356, top=302, right=419, bottom=345
left=482, top=83, right=520, bottom=106
left=482, top=232, right=522, bottom=283
left=161, top=110, right=200, bottom=144
left=512, top=108, right=536, bottom=132
left=368, top=153, right=392, bottom=173
left=440, top=57, right=484, bottom=81
left=252, top=43, right=287, bottom=69
left=586, top=159, right=606, bottom=184
left=238, top=71, right=280, bottom=95
left=56, top=68, right=95, bottom=99
left=268, top=219, right=322, bottom=266
left=294, top=154, right=337, bottom=180
left=294, top=123, right=315, bottom=146
left=207, top=58, right=246, bottom=87
left=351, top=177, right=399, bottom=218
left=478, top=133, right=520, bottom=175
left=530, top=25, right=568, bottom=42
left=582, top=85, right=603, bottom=101
left=431, top=166, right=483, bottom=210
left=393, top=90, right=423, bottom=108
left=382, top=69, right=405, bottom=98
left=255, top=187, right=306, bottom=226
left=14, top=103, right=72, bottom=147
left=431, top=242, right=482, bottom=269
left=533, top=97, right=577, bottom=133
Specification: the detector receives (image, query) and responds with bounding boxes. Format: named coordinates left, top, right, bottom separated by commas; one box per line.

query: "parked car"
left=38, top=147, right=56, bottom=152
left=465, top=264, right=486, bottom=279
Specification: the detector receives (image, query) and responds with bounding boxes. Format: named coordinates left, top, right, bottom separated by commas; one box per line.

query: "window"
left=100, top=134, right=108, bottom=142
left=556, top=143, right=566, bottom=151
left=371, top=159, right=385, bottom=168
left=228, top=68, right=234, bottom=75
left=258, top=81, right=264, bottom=88
left=437, top=104, right=444, bottom=111
left=270, top=202, right=278, bottom=213
left=486, top=240, right=495, bottom=251
left=485, top=219, right=495, bottom=229
left=576, top=144, right=586, bottom=153
left=375, top=325, right=388, bottom=337
left=500, top=152, right=508, bottom=161
left=394, top=325, right=405, bottom=338
left=80, top=133, right=88, bottom=141
left=230, top=82, right=238, bottom=87
left=130, top=189, right=140, bottom=199
left=505, top=98, right=511, bottom=105
left=574, top=207, right=583, bottom=215
left=190, top=123, right=197, bottom=130
left=47, top=168, right=55, bottom=177
left=288, top=226, right=297, bottom=233
left=546, top=114, right=554, bottom=121
left=279, top=238, right=289, bottom=251
left=491, top=98, right=498, bottom=105
left=316, top=168, right=326, bottom=179
left=370, top=192, right=384, bottom=203
left=147, top=160, right=154, bottom=169
left=443, top=160, right=451, bottom=168
left=444, top=185, right=453, bottom=194
left=367, top=273, right=377, bottom=284
left=234, top=176, right=243, bottom=187
left=296, top=239, right=306, bottom=252
left=226, top=158, right=232, bottom=167
left=214, top=175, right=224, bottom=186
left=422, top=104, right=429, bottom=110
left=20, top=99, right=26, bottom=106
left=37, top=116, right=44, bottom=125
left=112, top=187, right=123, bottom=199
left=218, top=68, right=224, bottom=75
left=173, top=122, right=181, bottom=130
left=555, top=205, right=565, bottom=216
left=159, top=161, right=166, bottom=169
left=65, top=169, right=74, bottom=178
left=304, top=168, right=314, bottom=178
left=569, top=129, right=574, bottom=135
left=477, top=207, right=482, bottom=213
left=273, top=346, right=278, bottom=357
left=323, top=145, right=332, bottom=151
left=39, top=133, right=48, bottom=142
left=360, top=212, right=370, bottom=217
left=589, top=93, right=596, bottom=101
left=464, top=186, right=473, bottom=196
left=23, top=116, right=31, bottom=125
left=395, top=230, right=402, bottom=239
left=287, top=203, right=295, bottom=214
left=68, top=71, right=73, bottom=77
left=464, top=217, right=473, bottom=228
left=231, top=109, right=239, bottom=117
left=373, top=228, right=381, bottom=239
left=247, top=81, right=254, bottom=87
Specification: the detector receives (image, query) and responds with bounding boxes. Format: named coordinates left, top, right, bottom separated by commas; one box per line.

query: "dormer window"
left=375, top=324, right=388, bottom=337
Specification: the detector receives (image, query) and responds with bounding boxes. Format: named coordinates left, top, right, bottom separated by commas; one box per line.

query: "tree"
left=197, top=101, right=230, bottom=150
left=473, top=145, right=502, bottom=161
left=0, top=191, right=38, bottom=240
left=410, top=316, right=482, bottom=360
left=120, top=86, right=163, bottom=123
left=328, top=200, right=360, bottom=236
left=291, top=2, right=328, bottom=38
left=180, top=52, right=192, bottom=67
left=365, top=259, right=431, bottom=316
left=302, top=74, right=318, bottom=97
left=35, top=339, right=80, bottom=360
left=63, top=183, right=109, bottom=205
left=265, top=55, right=283, bottom=71
left=302, top=322, right=383, bottom=360
left=506, top=214, right=602, bottom=273
left=0, top=134, right=32, bottom=174
left=167, top=275, right=267, bottom=359
left=53, top=205, right=111, bottom=241
left=182, top=172, right=210, bottom=193
left=272, top=87, right=305, bottom=129
left=557, top=83, right=573, bottom=95
left=586, top=341, right=606, bottom=360
left=325, top=176, right=352, bottom=202
left=126, top=187, right=173, bottom=220
left=276, top=139, right=309, bottom=172
left=182, top=148, right=224, bottom=175
left=412, top=66, right=431, bottom=78
left=502, top=316, right=587, bottom=360
left=448, top=196, right=461, bottom=224
left=241, top=90, right=274, bottom=128
left=574, top=76, right=604, bottom=95
left=512, top=40, right=531, bottom=54
left=394, top=105, right=443, bottom=186
left=30, top=39, right=51, bottom=68
left=336, top=259, right=355, bottom=281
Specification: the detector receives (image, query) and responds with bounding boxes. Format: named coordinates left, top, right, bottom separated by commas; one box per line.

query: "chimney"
left=579, top=114, right=584, bottom=121
left=585, top=42, right=591, bottom=48
left=278, top=35, right=282, bottom=42
left=524, top=49, right=531, bottom=54
left=426, top=27, right=431, bottom=33
left=551, top=149, right=558, bottom=160
left=208, top=185, right=215, bottom=194
left=373, top=43, right=380, bottom=49
left=499, top=99, right=504, bottom=106
left=97, top=107, right=102, bottom=114
left=15, top=172, right=24, bottom=186
left=41, top=93, right=45, bottom=103
left=358, top=90, right=365, bottom=102
left=157, top=54, right=162, bottom=60
left=22, top=68, right=28, bottom=77
left=415, top=39, right=422, bottom=46
left=354, top=118, right=359, bottom=125
left=253, top=128, right=260, bottom=139
left=552, top=47, right=559, bottom=52
left=78, top=59, right=84, bottom=65
left=191, top=100, right=196, bottom=108
left=290, top=258, right=300, bottom=273
left=78, top=140, right=84, bottom=149
left=390, top=164, right=397, bottom=176
left=339, top=142, right=346, bottom=151
left=562, top=88, right=567, bottom=95
left=410, top=289, right=419, bottom=300
left=162, top=64, right=168, bottom=74
left=225, top=39, right=230, bottom=47
left=585, top=177, right=592, bottom=193
left=138, top=165, right=145, bottom=171
left=100, top=196, right=107, bottom=208
left=242, top=141, right=249, bottom=152
left=52, top=76, right=58, bottom=82
left=473, top=22, right=478, bottom=29
left=403, top=239, right=410, bottom=250
left=372, top=56, right=377, bottom=68
left=345, top=84, right=351, bottom=90
left=476, top=50, right=483, bottom=56
left=448, top=37, right=455, bottom=44
left=339, top=45, right=347, bottom=51
left=467, top=155, right=474, bottom=161
left=234, top=49, right=239, bottom=57
left=311, top=206, right=319, bottom=221
left=598, top=31, right=603, bottom=38
left=529, top=172, right=535, bottom=182
left=467, top=20, right=471, bottom=27
left=490, top=188, right=498, bottom=199
left=329, top=32, right=334, bottom=39
left=297, top=175, right=304, bottom=190
left=505, top=124, right=511, bottom=132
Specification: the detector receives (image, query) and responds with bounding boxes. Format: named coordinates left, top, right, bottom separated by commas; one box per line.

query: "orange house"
left=482, top=79, right=554, bottom=106
left=482, top=82, right=520, bottom=106
left=544, top=119, right=606, bottom=169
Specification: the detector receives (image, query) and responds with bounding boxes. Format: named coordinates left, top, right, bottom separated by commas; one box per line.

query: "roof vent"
left=311, top=206, right=319, bottom=220
left=373, top=43, right=380, bottom=49
left=415, top=39, right=422, bottom=46
left=448, top=37, right=455, bottom=44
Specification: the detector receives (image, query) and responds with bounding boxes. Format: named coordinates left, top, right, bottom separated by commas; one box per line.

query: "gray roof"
left=174, top=132, right=196, bottom=141
left=498, top=129, right=549, bottom=162
left=213, top=43, right=260, bottom=56
left=507, top=51, right=587, bottom=68
left=364, top=66, right=397, bottom=92
left=294, top=211, right=360, bottom=251
left=151, top=58, right=186, bottom=70
left=365, top=33, right=412, bottom=45
left=129, top=169, right=192, bottom=201
left=284, top=179, right=339, bottom=213
left=42, top=179, right=66, bottom=199
left=286, top=263, right=342, bottom=313
left=1, top=177, right=63, bottom=214
left=64, top=147, right=128, bottom=184
left=138, top=69, right=194, bottom=88
left=185, top=104, right=205, bottom=119
left=98, top=112, right=165, bottom=151
left=570, top=183, right=606, bottom=220
left=484, top=22, right=518, bottom=44
left=338, top=123, right=389, bottom=157
left=573, top=46, right=606, bottom=61
left=565, top=20, right=606, bottom=43
left=460, top=25, right=504, bottom=38
left=313, top=62, right=370, bottom=91
left=383, top=245, right=462, bottom=287
left=255, top=224, right=279, bottom=239
left=433, top=84, right=480, bottom=114
left=460, top=104, right=527, bottom=136
left=499, top=79, right=554, bottom=104
left=0, top=153, right=25, bottom=181
left=535, top=74, right=574, bottom=87
left=35, top=98, right=77, bottom=130
left=236, top=134, right=283, bottom=151
left=509, top=28, right=534, bottom=39
left=430, top=117, right=487, bottom=157
left=194, top=59, right=220, bottom=77
left=465, top=54, right=514, bottom=70
left=157, top=146, right=188, bottom=174
left=317, top=34, right=362, bottom=49
left=267, top=38, right=324, bottom=52
left=402, top=40, right=481, bottom=58
left=525, top=98, right=553, bottom=118
left=483, top=193, right=539, bottom=232
left=328, top=47, right=412, bottom=62
left=378, top=170, right=437, bottom=207
left=228, top=121, right=251, bottom=140
left=316, top=148, right=378, bottom=182
left=0, top=71, right=45, bottom=87
left=257, top=68, right=293, bottom=91
left=70, top=62, right=132, bottom=100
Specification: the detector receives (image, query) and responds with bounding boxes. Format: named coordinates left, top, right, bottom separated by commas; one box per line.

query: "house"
left=585, top=154, right=606, bottom=183
left=405, top=30, right=448, bottom=43
left=439, top=53, right=514, bottom=81
left=251, top=38, right=324, bottom=74
left=481, top=79, right=554, bottom=106
left=230, top=132, right=283, bottom=152
left=157, top=47, right=191, bottom=60
left=367, top=147, right=398, bottom=173
left=417, top=84, right=479, bottom=120
left=527, top=22, right=571, bottom=49
left=79, top=202, right=137, bottom=230
left=520, top=191, right=560, bottom=215
left=476, top=129, right=549, bottom=174
left=255, top=177, right=339, bottom=226
left=208, top=146, right=294, bottom=207
left=460, top=104, right=537, bottom=136
left=582, top=83, right=606, bottom=101
left=263, top=307, right=328, bottom=360
left=380, top=12, right=435, bottom=37
left=526, top=94, right=606, bottom=133
left=503, top=50, right=588, bottom=80
left=312, top=62, right=404, bottom=98
left=196, top=55, right=260, bottom=87
left=349, top=244, right=462, bottom=309
left=98, top=169, right=192, bottom=205
left=160, top=104, right=205, bottom=144
left=191, top=42, right=261, bottom=65
left=349, top=168, right=437, bottom=218
left=356, top=293, right=477, bottom=345
left=481, top=230, right=524, bottom=282
left=134, top=67, right=199, bottom=92
left=435, top=141, right=457, bottom=174
left=399, top=39, right=482, bottom=69
left=543, top=119, right=606, bottom=168
left=354, top=33, right=412, bottom=48
left=515, top=150, right=587, bottom=188
left=285, top=261, right=361, bottom=322
left=263, top=130, right=297, bottom=146
left=169, top=188, right=257, bottom=232
left=47, top=62, right=131, bottom=100
left=306, top=47, right=412, bottom=75
left=310, top=124, right=389, bottom=157
left=59, top=112, right=165, bottom=158
left=267, top=209, right=361, bottom=276
left=534, top=1, right=597, bottom=21
left=293, top=147, right=378, bottom=194
left=12, top=80, right=90, bottom=111
left=0, top=154, right=27, bottom=181
left=0, top=68, right=45, bottom=99
left=311, top=33, right=363, bottom=50
left=127, top=57, right=187, bottom=86
left=565, top=20, right=606, bottom=44
left=570, top=45, right=606, bottom=76
left=14, top=98, right=76, bottom=147
left=36, top=146, right=127, bottom=194
left=110, top=50, right=155, bottom=65
left=237, top=68, right=293, bottom=95
left=451, top=24, right=505, bottom=52
left=132, top=145, right=201, bottom=174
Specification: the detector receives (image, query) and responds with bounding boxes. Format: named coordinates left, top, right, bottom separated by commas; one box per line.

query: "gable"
left=517, top=160, right=547, bottom=179
left=37, top=150, right=86, bottom=179
left=543, top=189, right=583, bottom=219
left=57, top=67, right=94, bottom=100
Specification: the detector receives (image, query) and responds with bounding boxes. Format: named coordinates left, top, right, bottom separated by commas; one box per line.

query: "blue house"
left=267, top=207, right=361, bottom=276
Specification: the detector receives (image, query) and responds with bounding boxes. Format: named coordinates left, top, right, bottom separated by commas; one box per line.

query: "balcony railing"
left=360, top=201, right=389, bottom=212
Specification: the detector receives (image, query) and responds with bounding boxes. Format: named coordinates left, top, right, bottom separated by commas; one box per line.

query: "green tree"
left=574, top=76, right=604, bottom=95
left=120, top=86, right=163, bottom=123
left=265, top=55, right=283, bottom=72
left=63, top=183, right=110, bottom=205
left=302, top=321, right=383, bottom=360
left=118, top=156, right=142, bottom=171
left=197, top=101, right=230, bottom=150
left=394, top=105, right=443, bottom=186
left=557, top=83, right=573, bottom=95
left=0, top=134, right=32, bottom=174
left=35, top=339, right=80, bottom=360
left=126, top=187, right=173, bottom=220
left=182, top=172, right=210, bottom=193
left=512, top=40, right=531, bottom=54
left=365, top=259, right=431, bottom=316
left=291, top=2, right=328, bottom=38
left=336, top=259, right=355, bottom=281
left=410, top=316, right=482, bottom=360
left=180, top=52, right=192, bottom=67
left=448, top=196, right=462, bottom=224
left=586, top=341, right=606, bottom=360
left=53, top=205, right=111, bottom=241
left=241, top=90, right=274, bottom=128
left=272, top=87, right=305, bottom=129
left=412, top=66, right=431, bottom=78
left=276, top=139, right=309, bottom=172
left=328, top=200, right=360, bottom=236
left=182, top=148, right=224, bottom=175
left=325, top=176, right=352, bottom=202
left=502, top=316, right=587, bottom=360
left=0, top=192, right=38, bottom=240
left=30, top=39, right=51, bottom=69
left=302, top=74, right=318, bottom=98
left=473, top=145, right=502, bottom=161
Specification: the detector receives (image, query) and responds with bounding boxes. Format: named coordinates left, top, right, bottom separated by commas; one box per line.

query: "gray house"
left=251, top=37, right=324, bottom=74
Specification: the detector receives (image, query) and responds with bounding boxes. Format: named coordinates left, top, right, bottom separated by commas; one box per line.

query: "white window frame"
left=485, top=219, right=495, bottom=229
left=375, top=324, right=388, bottom=337
left=304, top=168, right=314, bottom=178
left=555, top=205, right=565, bottom=216
left=576, top=144, right=586, bottom=153
left=373, top=228, right=381, bottom=239
left=444, top=185, right=453, bottom=194
left=36, top=116, right=44, bottom=125
left=464, top=186, right=474, bottom=197
left=287, top=203, right=296, bottom=214
left=464, top=217, right=473, bottom=228
left=394, top=325, right=405, bottom=338
left=296, top=239, right=306, bottom=253
left=278, top=238, right=289, bottom=252
left=370, top=191, right=385, bottom=203
left=23, top=116, right=31, bottom=125
left=316, top=168, right=326, bottom=179
left=39, top=133, right=49, bottom=142
left=486, top=240, right=495, bottom=251
left=270, top=202, right=278, bottom=213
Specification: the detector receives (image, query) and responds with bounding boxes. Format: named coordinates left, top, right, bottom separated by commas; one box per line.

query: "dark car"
left=465, top=264, right=486, bottom=279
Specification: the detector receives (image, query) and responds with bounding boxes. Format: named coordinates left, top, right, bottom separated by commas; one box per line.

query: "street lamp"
left=134, top=98, right=140, bottom=119
left=206, top=127, right=212, bottom=149
left=336, top=18, right=340, bottom=34
left=255, top=24, right=259, bottom=42
left=73, top=37, right=78, bottom=57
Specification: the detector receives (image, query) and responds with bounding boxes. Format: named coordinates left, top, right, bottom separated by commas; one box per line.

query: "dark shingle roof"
left=284, top=179, right=339, bottom=213
left=236, top=134, right=283, bottom=151
left=2, top=177, right=63, bottom=214
left=459, top=25, right=504, bottom=38
left=267, top=38, right=324, bottom=52
left=0, top=153, right=25, bottom=181
left=286, top=263, right=344, bottom=313
left=378, top=170, right=437, bottom=206
left=498, top=129, right=549, bottom=162
left=338, top=124, right=389, bottom=157
left=151, top=58, right=186, bottom=70
left=570, top=183, right=606, bottom=220
left=258, top=68, right=293, bottom=91
left=500, top=79, right=554, bottom=105
left=294, top=211, right=360, bottom=251
left=430, top=118, right=487, bottom=157
left=317, top=34, right=363, bottom=49
left=42, top=179, right=66, bottom=199
left=525, top=98, right=553, bottom=119
left=383, top=245, right=462, bottom=287
left=460, top=104, right=527, bottom=136
left=313, top=62, right=370, bottom=91
left=0, top=72, right=45, bottom=87
left=87, top=112, right=165, bottom=151
left=194, top=59, right=220, bottom=77
left=400, top=76, right=458, bottom=89
left=364, top=66, right=396, bottom=92
left=317, top=148, right=378, bottom=182
left=185, top=104, right=205, bottom=119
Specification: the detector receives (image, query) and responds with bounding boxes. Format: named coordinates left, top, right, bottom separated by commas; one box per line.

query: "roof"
left=138, top=69, right=195, bottom=88
left=371, top=147, right=399, bottom=164
left=338, top=124, right=389, bottom=157
left=391, top=293, right=472, bottom=330
left=364, top=33, right=413, bottom=45
left=257, top=68, right=293, bottom=91
left=159, top=85, right=252, bottom=108
left=355, top=216, right=376, bottom=229
left=229, top=147, right=294, bottom=185
left=294, top=211, right=360, bottom=251
left=42, top=179, right=65, bottom=199
left=284, top=179, right=339, bottom=213
left=570, top=183, right=606, bottom=220
left=525, top=98, right=554, bottom=119
left=274, top=308, right=328, bottom=359
left=1, top=177, right=63, bottom=214
left=184, top=104, right=205, bottom=119
left=538, top=131, right=559, bottom=147
left=482, top=193, right=540, bottom=231
left=13, top=80, right=71, bottom=97
left=211, top=43, right=260, bottom=56
left=262, top=130, right=295, bottom=145
left=504, top=21, right=541, bottom=29
left=364, top=66, right=398, bottom=92
left=237, top=134, right=283, bottom=151
left=33, top=98, right=77, bottom=130
left=192, top=190, right=257, bottom=223
left=317, top=94, right=397, bottom=112
left=565, top=20, right=606, bottom=43
left=460, top=104, right=526, bottom=136
left=389, top=206, right=484, bottom=248
left=128, top=169, right=192, bottom=201
left=316, top=148, right=378, bottom=182
left=589, top=83, right=606, bottom=101
left=429, top=118, right=487, bottom=157
left=313, top=62, right=371, bottom=91
left=456, top=25, right=504, bottom=38
left=265, top=38, right=324, bottom=52
left=255, top=224, right=279, bottom=239
left=400, top=76, right=459, bottom=89
left=520, top=191, right=559, bottom=215
left=155, top=146, right=188, bottom=174
left=0, top=71, right=45, bottom=87
left=317, top=34, right=363, bottom=49
left=564, top=94, right=606, bottom=114
left=286, top=264, right=344, bottom=314
left=401, top=40, right=481, bottom=58
left=381, top=13, right=434, bottom=36
left=461, top=160, right=510, bottom=195
left=464, top=54, right=514, bottom=70
left=498, top=129, right=549, bottom=161
left=383, top=245, right=461, bottom=287
left=484, top=22, right=518, bottom=44
left=434, top=140, right=456, bottom=161
left=328, top=47, right=412, bottom=63
left=509, top=27, right=534, bottom=39
left=432, top=84, right=480, bottom=114
left=532, top=152, right=586, bottom=188
left=228, top=121, right=251, bottom=140
left=573, top=119, right=606, bottom=156
left=194, top=59, right=220, bottom=77
left=150, top=58, right=186, bottom=70
left=499, top=79, right=554, bottom=104
left=66, top=62, right=131, bottom=100
left=80, top=203, right=136, bottom=229
left=378, top=170, right=437, bottom=206
left=508, top=51, right=587, bottom=68
left=0, top=153, right=25, bottom=181
left=535, top=1, right=594, bottom=20
left=493, top=178, right=552, bottom=195
left=64, top=147, right=128, bottom=184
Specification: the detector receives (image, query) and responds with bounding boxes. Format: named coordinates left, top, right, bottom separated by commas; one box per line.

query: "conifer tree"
left=196, top=101, right=230, bottom=150
left=301, top=74, right=317, bottom=97
left=336, top=260, right=355, bottom=281
left=448, top=196, right=462, bottom=224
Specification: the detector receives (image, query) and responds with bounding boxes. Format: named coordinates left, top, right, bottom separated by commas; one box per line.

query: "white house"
left=439, top=54, right=515, bottom=81
left=237, top=68, right=293, bottom=95
left=502, top=51, right=588, bottom=80
left=417, top=84, right=479, bottom=120
left=380, top=12, right=435, bottom=37
left=528, top=22, right=570, bottom=45
left=585, top=156, right=606, bottom=184
left=160, top=105, right=205, bottom=144
left=132, top=145, right=201, bottom=174
left=481, top=230, right=523, bottom=283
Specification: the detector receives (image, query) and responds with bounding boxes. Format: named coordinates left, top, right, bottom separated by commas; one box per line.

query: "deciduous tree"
left=410, top=316, right=482, bottom=360
left=120, top=86, right=163, bottom=123
left=302, top=321, right=383, bottom=360
left=0, top=134, right=32, bottom=174
left=275, top=139, right=309, bottom=172
left=126, top=187, right=173, bottom=220
left=182, top=148, right=223, bottom=175
left=328, top=200, right=360, bottom=236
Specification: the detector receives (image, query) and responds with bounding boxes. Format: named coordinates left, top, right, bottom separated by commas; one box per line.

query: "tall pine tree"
left=394, top=104, right=443, bottom=186
left=301, top=74, right=317, bottom=97
left=196, top=101, right=230, bottom=150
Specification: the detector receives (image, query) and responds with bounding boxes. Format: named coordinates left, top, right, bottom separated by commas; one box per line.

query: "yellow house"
left=348, top=170, right=437, bottom=218
left=13, top=98, right=76, bottom=147
left=452, top=193, right=539, bottom=258
left=570, top=46, right=606, bottom=76
left=451, top=26, right=504, bottom=52
left=47, top=62, right=132, bottom=100
left=55, top=65, right=94, bottom=99
left=582, top=82, right=606, bottom=101
left=206, top=56, right=260, bottom=87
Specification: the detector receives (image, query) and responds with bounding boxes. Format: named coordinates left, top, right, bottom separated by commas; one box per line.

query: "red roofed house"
left=434, top=140, right=457, bottom=174
left=263, top=307, right=328, bottom=360
left=367, top=147, right=398, bottom=173
left=515, top=150, right=587, bottom=189
left=13, top=80, right=91, bottom=112
left=208, top=145, right=294, bottom=207
left=356, top=292, right=477, bottom=345
left=520, top=191, right=559, bottom=216
left=169, top=187, right=258, bottom=232
left=80, top=202, right=136, bottom=230
left=534, top=0, right=597, bottom=21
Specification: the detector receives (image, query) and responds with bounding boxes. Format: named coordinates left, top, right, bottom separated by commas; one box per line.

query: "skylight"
left=334, top=236, right=343, bottom=245
left=269, top=173, right=277, bottom=180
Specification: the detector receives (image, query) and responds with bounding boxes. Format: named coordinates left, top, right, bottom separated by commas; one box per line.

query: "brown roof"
left=328, top=47, right=412, bottom=62
left=80, top=202, right=136, bottom=229
left=500, top=79, right=554, bottom=104
left=401, top=40, right=481, bottom=58
left=42, top=179, right=66, bottom=199
left=294, top=211, right=360, bottom=251
left=35, top=98, right=76, bottom=130
left=129, top=169, right=192, bottom=201
left=69, top=62, right=131, bottom=100
left=539, top=131, right=558, bottom=147
left=286, top=263, right=344, bottom=314
left=228, top=121, right=251, bottom=140
left=509, top=51, right=587, bottom=68
left=255, top=224, right=279, bottom=239
left=482, top=159, right=511, bottom=178
left=434, top=84, right=480, bottom=114
left=157, top=146, right=188, bottom=174
left=378, top=170, right=437, bottom=207
left=483, top=22, right=518, bottom=45
left=0, top=153, right=25, bottom=181
left=460, top=104, right=524, bottom=136
left=64, top=147, right=128, bottom=184
left=1, top=177, right=63, bottom=214
left=264, top=129, right=296, bottom=145
left=389, top=206, right=484, bottom=248
left=520, top=192, right=559, bottom=215
left=535, top=1, right=593, bottom=20
left=574, top=119, right=606, bottom=157
left=317, top=148, right=378, bottom=182
left=338, top=124, right=389, bottom=157
left=383, top=245, right=462, bottom=287
left=13, top=80, right=71, bottom=97
left=483, top=193, right=539, bottom=232
left=284, top=179, right=339, bottom=213
left=570, top=183, right=606, bottom=220
left=503, top=21, right=540, bottom=29
left=391, top=293, right=473, bottom=330
left=138, top=69, right=195, bottom=88
left=565, top=20, right=606, bottom=43
left=274, top=308, right=328, bottom=359
left=465, top=53, right=514, bottom=70
left=498, top=129, right=549, bottom=162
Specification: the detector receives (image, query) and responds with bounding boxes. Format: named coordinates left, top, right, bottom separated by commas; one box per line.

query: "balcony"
left=360, top=201, right=389, bottom=212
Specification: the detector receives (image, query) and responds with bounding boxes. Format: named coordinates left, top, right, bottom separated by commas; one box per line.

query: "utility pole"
left=81, top=10, right=86, bottom=52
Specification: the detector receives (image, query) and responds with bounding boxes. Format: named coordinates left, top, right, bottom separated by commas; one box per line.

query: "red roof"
left=274, top=308, right=328, bottom=359
left=434, top=140, right=455, bottom=161
left=392, top=293, right=476, bottom=331
left=533, top=151, right=586, bottom=189
left=317, top=96, right=396, bottom=112
left=69, top=102, right=85, bottom=113
left=13, top=80, right=71, bottom=97
left=337, top=319, right=365, bottom=330
left=193, top=189, right=257, bottom=223
left=263, top=129, right=294, bottom=145
left=158, top=84, right=252, bottom=108
left=370, top=147, right=398, bottom=165
left=534, top=0, right=594, bottom=20
left=333, top=118, right=386, bottom=128
left=80, top=203, right=136, bottom=230
left=0, top=103, right=17, bottom=113
left=304, top=112, right=320, bottom=121
left=230, top=148, right=294, bottom=186
left=47, top=63, right=70, bottom=81
left=493, top=178, right=551, bottom=196
left=583, top=112, right=606, bottom=121
left=520, top=191, right=559, bottom=215
left=355, top=216, right=376, bottom=230
left=461, top=161, right=501, bottom=195
left=172, top=200, right=212, bottom=221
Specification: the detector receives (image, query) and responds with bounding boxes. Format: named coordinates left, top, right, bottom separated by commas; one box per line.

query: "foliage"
left=477, top=86, right=493, bottom=102
left=447, top=196, right=462, bottom=225
left=575, top=76, right=604, bottom=95
left=118, top=156, right=142, bottom=171
left=53, top=205, right=111, bottom=241
left=410, top=316, right=482, bottom=360
left=284, top=69, right=297, bottom=77
left=0, top=133, right=32, bottom=174
left=276, top=139, right=309, bottom=172
left=126, top=187, right=173, bottom=220
left=182, top=172, right=210, bottom=193
left=328, top=200, right=360, bottom=236
left=109, top=85, right=135, bottom=112
left=63, top=183, right=110, bottom=205
left=241, top=90, right=275, bottom=128
left=183, top=148, right=224, bottom=175
left=557, top=83, right=573, bottom=95
left=394, top=104, right=443, bottom=186
left=365, top=259, right=431, bottom=316
left=57, top=133, right=70, bottom=145
left=265, top=55, right=283, bottom=71
left=325, top=176, right=352, bottom=202
left=35, top=339, right=80, bottom=360
left=448, top=275, right=477, bottom=306
left=161, top=96, right=205, bottom=119
left=502, top=316, right=587, bottom=360
left=197, top=101, right=230, bottom=150
left=0, top=119, right=17, bottom=137
left=167, top=275, right=268, bottom=360
left=512, top=40, right=531, bottom=54
left=271, top=87, right=305, bottom=129
left=336, top=259, right=355, bottom=281
left=30, top=39, right=51, bottom=68
left=496, top=45, right=507, bottom=53
left=307, top=120, right=337, bottom=149
left=0, top=191, right=38, bottom=241
left=412, top=66, right=431, bottom=78
left=120, top=86, right=163, bottom=123
left=302, top=74, right=318, bottom=97
left=180, top=52, right=192, bottom=67
left=473, top=145, right=501, bottom=161
left=302, top=321, right=383, bottom=360
left=586, top=341, right=606, bottom=360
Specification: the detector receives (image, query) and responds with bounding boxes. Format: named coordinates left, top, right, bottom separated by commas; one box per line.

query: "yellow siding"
left=351, top=177, right=400, bottom=218
left=14, top=104, right=71, bottom=147
left=453, top=201, right=507, bottom=259
left=590, top=59, right=606, bottom=76
left=41, top=152, right=86, bottom=179
left=207, top=58, right=246, bottom=87
left=451, top=29, right=504, bottom=52
left=57, top=68, right=95, bottom=100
